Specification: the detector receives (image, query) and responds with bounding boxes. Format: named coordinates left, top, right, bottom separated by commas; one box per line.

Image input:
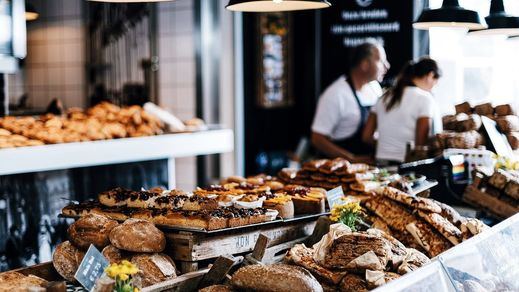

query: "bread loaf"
left=507, top=132, right=519, bottom=150
left=199, top=285, right=234, bottom=292
left=102, top=245, right=130, bottom=264
left=339, top=274, right=368, bottom=292
left=131, top=253, right=177, bottom=288
left=0, top=272, right=48, bottom=292
left=455, top=102, right=472, bottom=114
left=68, top=214, right=118, bottom=250
left=495, top=104, right=514, bottom=116
left=109, top=219, right=165, bottom=253
left=474, top=103, right=493, bottom=116
left=496, top=115, right=519, bottom=133
left=488, top=169, right=514, bottom=190
left=231, top=264, right=323, bottom=292
left=504, top=179, right=519, bottom=200
left=52, top=241, right=85, bottom=282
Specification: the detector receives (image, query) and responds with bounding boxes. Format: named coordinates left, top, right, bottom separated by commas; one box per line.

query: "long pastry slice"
left=416, top=210, right=462, bottom=245
left=263, top=193, right=295, bottom=218
left=302, top=159, right=328, bottom=172
left=319, top=158, right=350, bottom=175
left=405, top=221, right=453, bottom=257
left=98, top=187, right=132, bottom=207
left=378, top=187, right=442, bottom=213
left=282, top=185, right=326, bottom=215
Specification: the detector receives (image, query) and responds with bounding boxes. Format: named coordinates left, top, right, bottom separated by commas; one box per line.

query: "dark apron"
left=333, top=78, right=374, bottom=156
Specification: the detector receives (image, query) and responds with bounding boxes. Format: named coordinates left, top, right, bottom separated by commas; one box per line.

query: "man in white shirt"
left=311, top=41, right=389, bottom=163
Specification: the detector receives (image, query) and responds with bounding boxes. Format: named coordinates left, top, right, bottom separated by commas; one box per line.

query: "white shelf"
left=0, top=129, right=234, bottom=176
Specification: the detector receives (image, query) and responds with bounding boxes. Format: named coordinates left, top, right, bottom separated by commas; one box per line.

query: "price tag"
left=326, top=186, right=344, bottom=208
left=74, top=245, right=109, bottom=291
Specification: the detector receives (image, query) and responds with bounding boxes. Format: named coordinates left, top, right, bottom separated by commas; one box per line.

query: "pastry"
left=263, top=194, right=295, bottom=218
left=378, top=187, right=442, bottom=213
left=496, top=115, right=519, bottom=133
left=416, top=211, right=462, bottom=245
left=68, top=214, right=119, bottom=250
left=494, top=104, right=514, bottom=116
left=302, top=159, right=328, bottom=172
left=504, top=178, right=519, bottom=200
left=455, top=102, right=472, bottom=114
left=283, top=186, right=326, bottom=215
left=109, top=219, right=166, bottom=253
left=473, top=102, right=493, bottom=116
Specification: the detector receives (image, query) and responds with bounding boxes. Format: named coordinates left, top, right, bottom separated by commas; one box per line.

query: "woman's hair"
left=383, top=57, right=441, bottom=111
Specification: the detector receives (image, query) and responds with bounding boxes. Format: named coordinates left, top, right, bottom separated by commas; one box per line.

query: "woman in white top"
left=362, top=57, right=442, bottom=164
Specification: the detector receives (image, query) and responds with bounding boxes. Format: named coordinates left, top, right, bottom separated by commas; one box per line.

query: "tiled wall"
left=157, top=0, right=197, bottom=191
left=9, top=0, right=86, bottom=109
left=8, top=0, right=201, bottom=191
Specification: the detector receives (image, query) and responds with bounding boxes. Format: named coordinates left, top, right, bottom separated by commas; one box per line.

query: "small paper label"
left=326, top=186, right=344, bottom=208
left=74, top=245, right=109, bottom=291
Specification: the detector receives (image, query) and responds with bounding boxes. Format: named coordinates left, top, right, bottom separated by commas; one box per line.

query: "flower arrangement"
left=494, top=154, right=519, bottom=171
left=329, top=201, right=363, bottom=231
left=105, top=260, right=140, bottom=292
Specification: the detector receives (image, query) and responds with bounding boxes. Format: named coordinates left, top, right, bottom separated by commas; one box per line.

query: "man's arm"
left=311, top=132, right=373, bottom=163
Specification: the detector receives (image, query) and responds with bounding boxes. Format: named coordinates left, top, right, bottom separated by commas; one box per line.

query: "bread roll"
left=496, top=115, right=519, bottom=133
left=131, top=253, right=177, bottom=288
left=68, top=214, right=119, bottom=250
left=507, top=132, right=519, bottom=150
left=231, top=264, right=323, bottom=292
left=52, top=241, right=85, bottom=282
left=109, top=219, right=166, bottom=253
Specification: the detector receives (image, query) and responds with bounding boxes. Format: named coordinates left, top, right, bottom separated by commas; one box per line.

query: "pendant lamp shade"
left=226, top=0, right=331, bottom=12
left=88, top=0, right=173, bottom=2
left=413, top=0, right=485, bottom=30
left=469, top=0, right=519, bottom=36
left=25, top=3, right=39, bottom=21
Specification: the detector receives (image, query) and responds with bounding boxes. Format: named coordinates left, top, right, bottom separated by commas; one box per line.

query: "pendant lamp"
left=413, top=0, right=485, bottom=30
left=226, top=0, right=331, bottom=12
left=25, top=3, right=39, bottom=21
left=469, top=0, right=519, bottom=36
left=87, top=0, right=173, bottom=2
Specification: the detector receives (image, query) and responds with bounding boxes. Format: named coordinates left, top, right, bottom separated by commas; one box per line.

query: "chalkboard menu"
left=320, top=0, right=415, bottom=89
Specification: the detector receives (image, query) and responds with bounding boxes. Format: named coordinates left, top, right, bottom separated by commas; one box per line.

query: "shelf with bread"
left=463, top=165, right=519, bottom=219
left=0, top=102, right=233, bottom=185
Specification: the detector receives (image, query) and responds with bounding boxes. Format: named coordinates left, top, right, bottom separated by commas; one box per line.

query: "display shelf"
left=0, top=129, right=234, bottom=178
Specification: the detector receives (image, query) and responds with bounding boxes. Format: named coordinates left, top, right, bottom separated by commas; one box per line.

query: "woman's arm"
left=362, top=113, right=377, bottom=146
left=415, top=117, right=432, bottom=146
left=311, top=132, right=373, bottom=163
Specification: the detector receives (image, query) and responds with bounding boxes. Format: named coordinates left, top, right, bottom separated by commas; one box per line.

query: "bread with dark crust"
left=68, top=214, right=119, bottom=250
left=231, top=264, right=323, bottom=292
left=131, top=253, right=177, bottom=288
left=109, top=219, right=165, bottom=253
left=52, top=241, right=85, bottom=282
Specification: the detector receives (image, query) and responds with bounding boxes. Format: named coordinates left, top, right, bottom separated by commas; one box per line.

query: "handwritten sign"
left=326, top=186, right=344, bottom=208
left=75, top=245, right=109, bottom=291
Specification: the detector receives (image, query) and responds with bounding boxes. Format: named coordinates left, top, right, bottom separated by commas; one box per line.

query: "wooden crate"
left=463, top=185, right=519, bottom=219
left=165, top=219, right=316, bottom=273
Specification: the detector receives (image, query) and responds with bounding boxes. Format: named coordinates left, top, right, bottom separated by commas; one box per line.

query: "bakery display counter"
left=378, top=212, right=519, bottom=291
left=0, top=128, right=233, bottom=187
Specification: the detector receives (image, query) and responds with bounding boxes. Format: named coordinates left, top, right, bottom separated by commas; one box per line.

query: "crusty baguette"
left=109, top=219, right=166, bottom=253
left=68, top=214, right=118, bottom=250
left=231, top=264, right=323, bottom=292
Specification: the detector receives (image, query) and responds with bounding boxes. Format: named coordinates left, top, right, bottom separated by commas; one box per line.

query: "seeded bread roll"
left=231, top=264, right=323, bottom=292
left=68, top=214, right=119, bottom=250
left=109, top=219, right=166, bottom=253
left=52, top=241, right=85, bottom=282
left=131, top=253, right=177, bottom=288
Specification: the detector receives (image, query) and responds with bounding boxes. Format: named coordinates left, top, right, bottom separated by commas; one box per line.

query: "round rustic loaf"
left=231, top=264, right=323, bottom=292
left=68, top=214, right=119, bottom=250
left=131, top=253, right=177, bottom=287
left=52, top=241, right=85, bottom=282
left=101, top=245, right=130, bottom=264
left=109, top=218, right=165, bottom=252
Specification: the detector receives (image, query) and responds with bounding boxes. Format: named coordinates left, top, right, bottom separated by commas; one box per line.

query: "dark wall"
left=243, top=11, right=318, bottom=175
left=242, top=1, right=417, bottom=175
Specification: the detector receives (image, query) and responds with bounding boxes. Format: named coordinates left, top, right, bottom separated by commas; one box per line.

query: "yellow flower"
left=134, top=288, right=140, bottom=292
left=118, top=273, right=129, bottom=281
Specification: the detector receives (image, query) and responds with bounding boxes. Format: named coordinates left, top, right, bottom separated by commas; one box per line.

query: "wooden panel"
left=165, top=220, right=316, bottom=261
